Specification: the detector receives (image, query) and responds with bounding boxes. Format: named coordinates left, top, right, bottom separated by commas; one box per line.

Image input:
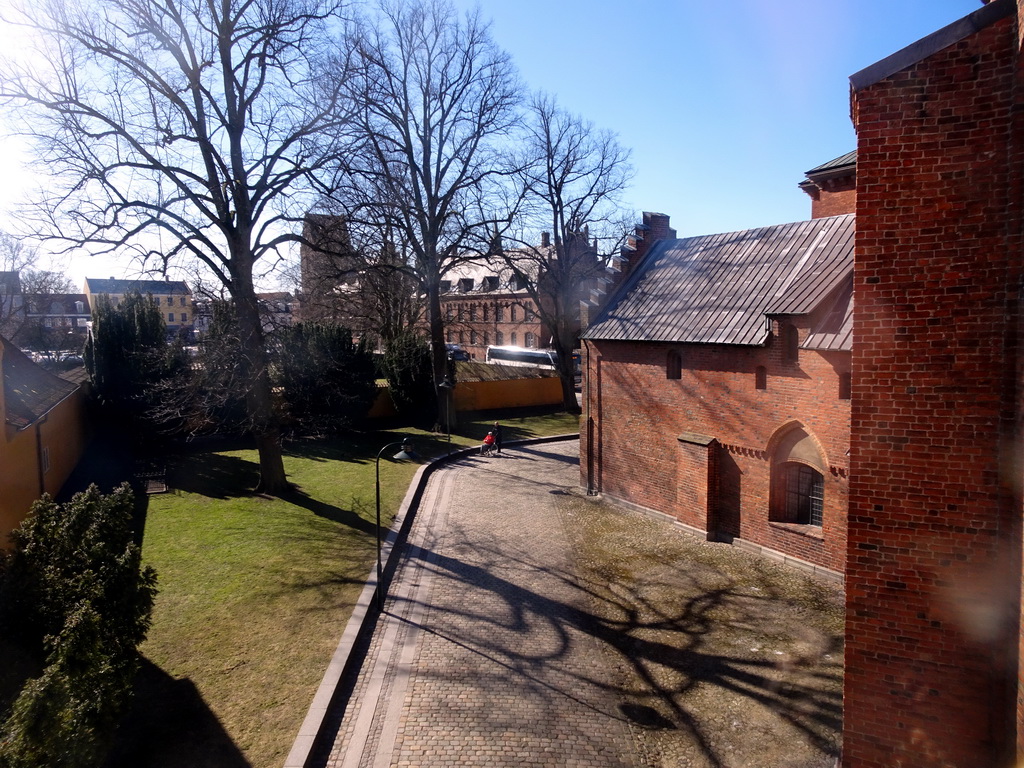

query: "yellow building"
left=84, top=277, right=194, bottom=338
left=0, top=336, right=87, bottom=547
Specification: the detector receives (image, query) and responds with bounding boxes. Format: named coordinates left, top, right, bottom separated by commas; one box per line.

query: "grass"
left=105, top=411, right=579, bottom=768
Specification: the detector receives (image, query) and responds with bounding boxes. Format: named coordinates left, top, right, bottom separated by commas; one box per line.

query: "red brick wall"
left=581, top=319, right=850, bottom=573
left=810, top=179, right=856, bottom=219
left=441, top=294, right=547, bottom=359
left=847, top=9, right=1024, bottom=767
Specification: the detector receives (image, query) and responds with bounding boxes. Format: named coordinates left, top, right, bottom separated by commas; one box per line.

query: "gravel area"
left=558, top=492, right=844, bottom=768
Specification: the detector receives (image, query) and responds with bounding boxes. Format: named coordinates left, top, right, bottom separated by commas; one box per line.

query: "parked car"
left=446, top=343, right=470, bottom=361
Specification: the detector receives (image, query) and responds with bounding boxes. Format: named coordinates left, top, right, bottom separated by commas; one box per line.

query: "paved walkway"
left=317, top=440, right=640, bottom=768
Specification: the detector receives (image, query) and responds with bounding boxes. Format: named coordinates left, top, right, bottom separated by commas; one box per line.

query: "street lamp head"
left=393, top=439, right=417, bottom=461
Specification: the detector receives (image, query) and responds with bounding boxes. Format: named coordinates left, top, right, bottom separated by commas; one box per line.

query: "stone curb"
left=283, top=433, right=580, bottom=768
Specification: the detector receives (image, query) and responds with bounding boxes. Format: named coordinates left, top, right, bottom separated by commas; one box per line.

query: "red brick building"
left=845, top=0, right=1024, bottom=765
left=439, top=255, right=548, bottom=359
left=580, top=199, right=855, bottom=576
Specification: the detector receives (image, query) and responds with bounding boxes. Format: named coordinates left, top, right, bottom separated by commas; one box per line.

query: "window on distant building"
left=778, top=464, right=823, bottom=526
left=181, top=312, right=188, bottom=323
left=510, top=332, right=517, bottom=346
left=470, top=331, right=477, bottom=344
left=75, top=301, right=84, bottom=313
left=446, top=306, right=453, bottom=321
left=496, top=331, right=503, bottom=345
left=755, top=366, right=767, bottom=390
left=483, top=331, right=489, bottom=346
left=525, top=332, right=535, bottom=348
left=770, top=426, right=825, bottom=527
left=180, top=297, right=186, bottom=307
left=470, top=305, right=476, bottom=321
left=495, top=305, right=503, bottom=322
left=667, top=350, right=682, bottom=380
left=168, top=312, right=175, bottom=322
left=510, top=305, right=517, bottom=321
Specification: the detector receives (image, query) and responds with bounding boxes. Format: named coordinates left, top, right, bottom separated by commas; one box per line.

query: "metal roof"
left=803, top=274, right=853, bottom=352
left=2, top=337, right=79, bottom=430
left=804, top=151, right=856, bottom=177
left=85, top=278, right=192, bottom=295
left=583, top=214, right=854, bottom=347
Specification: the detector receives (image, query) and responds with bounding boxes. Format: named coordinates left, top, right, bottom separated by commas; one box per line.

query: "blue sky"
left=0, top=0, right=982, bottom=285
left=452, top=0, right=979, bottom=238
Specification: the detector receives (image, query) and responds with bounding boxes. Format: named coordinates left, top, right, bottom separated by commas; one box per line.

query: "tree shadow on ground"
left=105, top=658, right=251, bottom=768
left=393, top=531, right=842, bottom=768
left=167, top=453, right=261, bottom=499
left=279, top=488, right=376, bottom=535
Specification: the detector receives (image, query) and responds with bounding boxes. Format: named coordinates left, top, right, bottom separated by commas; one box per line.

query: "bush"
left=275, top=323, right=378, bottom=435
left=0, top=485, right=157, bottom=768
left=379, top=330, right=435, bottom=422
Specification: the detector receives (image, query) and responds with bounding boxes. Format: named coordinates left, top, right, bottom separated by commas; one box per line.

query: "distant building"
left=439, top=254, right=546, bottom=358
left=0, top=271, right=25, bottom=340
left=257, top=292, right=296, bottom=333
left=84, top=278, right=194, bottom=338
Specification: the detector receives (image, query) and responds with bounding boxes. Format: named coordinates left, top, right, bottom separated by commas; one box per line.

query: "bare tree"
left=296, top=214, right=421, bottom=345
left=505, top=94, right=634, bottom=412
left=334, top=0, right=522, bottom=421
left=0, top=231, right=74, bottom=341
left=0, top=0, right=352, bottom=492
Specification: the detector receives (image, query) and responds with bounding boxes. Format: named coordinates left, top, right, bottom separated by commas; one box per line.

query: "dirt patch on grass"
left=559, top=494, right=844, bottom=768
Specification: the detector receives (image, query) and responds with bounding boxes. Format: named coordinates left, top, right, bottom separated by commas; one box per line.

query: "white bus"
left=485, top=345, right=558, bottom=369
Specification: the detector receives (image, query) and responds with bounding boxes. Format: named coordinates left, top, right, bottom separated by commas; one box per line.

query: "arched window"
left=496, top=331, right=504, bottom=345
left=510, top=305, right=517, bottom=321
left=470, top=330, right=477, bottom=344
left=525, top=332, right=535, bottom=348
left=755, top=366, right=767, bottom=390
left=770, top=426, right=825, bottom=527
left=511, top=332, right=517, bottom=346
left=666, top=350, right=682, bottom=379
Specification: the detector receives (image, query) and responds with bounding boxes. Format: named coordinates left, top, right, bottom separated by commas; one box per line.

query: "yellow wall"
left=367, top=376, right=562, bottom=422
left=0, top=389, right=87, bottom=549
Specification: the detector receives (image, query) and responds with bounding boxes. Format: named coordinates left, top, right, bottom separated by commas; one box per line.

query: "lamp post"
left=438, top=377, right=453, bottom=455
left=375, top=438, right=416, bottom=611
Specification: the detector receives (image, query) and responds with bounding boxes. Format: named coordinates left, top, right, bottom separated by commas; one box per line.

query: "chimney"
left=618, top=212, right=676, bottom=278
left=541, top=232, right=550, bottom=248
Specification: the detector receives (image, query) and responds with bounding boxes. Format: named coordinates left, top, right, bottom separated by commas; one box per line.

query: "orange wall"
left=0, top=388, right=87, bottom=547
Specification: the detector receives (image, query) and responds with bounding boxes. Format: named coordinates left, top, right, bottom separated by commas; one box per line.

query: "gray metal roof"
left=803, top=274, right=853, bottom=352
left=805, top=151, right=856, bottom=177
left=582, top=214, right=854, bottom=347
left=85, top=278, right=192, bottom=295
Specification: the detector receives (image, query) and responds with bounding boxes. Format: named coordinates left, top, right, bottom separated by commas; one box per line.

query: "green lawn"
left=107, top=413, right=579, bottom=768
